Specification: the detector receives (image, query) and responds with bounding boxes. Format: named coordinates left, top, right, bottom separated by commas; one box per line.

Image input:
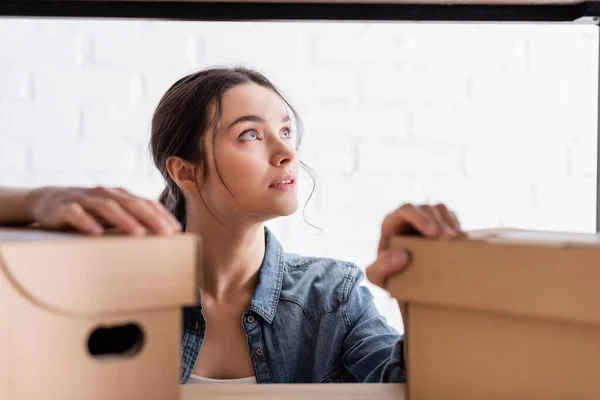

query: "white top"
left=187, top=373, right=257, bottom=384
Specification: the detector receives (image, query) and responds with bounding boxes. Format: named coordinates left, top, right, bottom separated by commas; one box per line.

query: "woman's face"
left=199, top=82, right=300, bottom=222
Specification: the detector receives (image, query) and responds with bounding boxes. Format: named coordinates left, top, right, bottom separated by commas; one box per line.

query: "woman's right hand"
left=28, top=186, right=181, bottom=236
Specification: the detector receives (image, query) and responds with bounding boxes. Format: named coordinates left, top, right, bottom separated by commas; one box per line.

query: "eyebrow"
left=227, top=114, right=291, bottom=130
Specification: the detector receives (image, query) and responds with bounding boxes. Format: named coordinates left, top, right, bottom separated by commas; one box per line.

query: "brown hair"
left=149, top=66, right=316, bottom=226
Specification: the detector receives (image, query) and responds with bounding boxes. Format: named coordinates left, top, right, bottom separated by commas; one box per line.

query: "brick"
left=469, top=70, right=591, bottom=111
left=128, top=73, right=146, bottom=107
left=302, top=209, right=382, bottom=254
left=523, top=177, right=596, bottom=232
left=312, top=170, right=510, bottom=248
left=422, top=175, right=534, bottom=230
left=0, top=29, right=80, bottom=67
left=82, top=104, right=154, bottom=139
left=140, top=148, right=160, bottom=173
left=424, top=175, right=533, bottom=208
left=313, top=24, right=410, bottom=66
left=458, top=211, right=505, bottom=232
left=202, top=27, right=311, bottom=71
left=363, top=68, right=469, bottom=105
left=464, top=140, right=569, bottom=177
left=31, top=140, right=138, bottom=173
left=0, top=101, right=80, bottom=138
left=0, top=137, right=28, bottom=172
left=143, top=70, right=196, bottom=107
left=412, top=104, right=520, bottom=140
left=35, top=18, right=134, bottom=37
left=0, top=66, right=34, bottom=100
left=410, top=24, right=528, bottom=72
left=499, top=205, right=595, bottom=234
left=22, top=171, right=104, bottom=187
left=358, top=138, right=463, bottom=175
left=571, top=140, right=596, bottom=178
left=150, top=166, right=172, bottom=186
left=34, top=67, right=135, bottom=106
left=282, top=224, right=328, bottom=256
left=527, top=25, right=597, bottom=73
left=85, top=172, right=165, bottom=200
left=534, top=177, right=595, bottom=210
left=76, top=33, right=95, bottom=68
left=147, top=20, right=228, bottom=40
left=113, top=168, right=174, bottom=200
left=449, top=78, right=595, bottom=141
left=0, top=18, right=37, bottom=37
left=301, top=21, right=368, bottom=38
left=0, top=171, right=38, bottom=187
left=260, top=69, right=312, bottom=113
left=274, top=207, right=326, bottom=255
left=302, top=105, right=411, bottom=141
left=300, top=68, right=361, bottom=107
left=518, top=105, right=596, bottom=141
left=93, top=29, right=193, bottom=70
left=298, top=135, right=357, bottom=176
left=187, top=36, right=205, bottom=68
left=318, top=172, right=424, bottom=220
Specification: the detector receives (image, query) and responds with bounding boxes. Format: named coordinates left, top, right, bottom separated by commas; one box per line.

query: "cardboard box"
left=0, top=227, right=199, bottom=400
left=388, top=229, right=600, bottom=400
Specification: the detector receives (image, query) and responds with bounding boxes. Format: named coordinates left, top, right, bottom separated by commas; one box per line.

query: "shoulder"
left=279, top=252, right=366, bottom=319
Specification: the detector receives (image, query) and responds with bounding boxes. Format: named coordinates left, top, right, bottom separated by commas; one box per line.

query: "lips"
left=269, top=175, right=297, bottom=189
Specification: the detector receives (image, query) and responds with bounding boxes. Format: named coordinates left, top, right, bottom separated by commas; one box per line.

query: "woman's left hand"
left=365, top=203, right=465, bottom=289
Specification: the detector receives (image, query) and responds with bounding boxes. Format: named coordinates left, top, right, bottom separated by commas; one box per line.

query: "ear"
left=166, top=156, right=203, bottom=194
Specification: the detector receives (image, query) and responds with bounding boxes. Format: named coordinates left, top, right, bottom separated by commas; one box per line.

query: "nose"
left=270, top=140, right=297, bottom=167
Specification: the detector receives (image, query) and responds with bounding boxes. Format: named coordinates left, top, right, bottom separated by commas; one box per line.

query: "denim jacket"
left=180, top=226, right=406, bottom=383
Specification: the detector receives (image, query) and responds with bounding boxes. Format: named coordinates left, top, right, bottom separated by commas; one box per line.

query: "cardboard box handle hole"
left=88, top=323, right=144, bottom=358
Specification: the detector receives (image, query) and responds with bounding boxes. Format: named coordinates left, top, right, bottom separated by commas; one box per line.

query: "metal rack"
left=2, top=0, right=600, bottom=229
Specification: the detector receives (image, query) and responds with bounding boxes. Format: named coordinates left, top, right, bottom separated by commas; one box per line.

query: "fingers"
left=434, top=203, right=465, bottom=237
left=78, top=196, right=148, bottom=235
left=378, top=203, right=464, bottom=253
left=449, top=210, right=462, bottom=230
left=87, top=187, right=180, bottom=235
left=378, top=204, right=438, bottom=252
left=113, top=196, right=176, bottom=235
left=365, top=249, right=411, bottom=289
left=371, top=202, right=463, bottom=290
left=420, top=204, right=464, bottom=238
left=28, top=186, right=181, bottom=236
left=59, top=202, right=104, bottom=235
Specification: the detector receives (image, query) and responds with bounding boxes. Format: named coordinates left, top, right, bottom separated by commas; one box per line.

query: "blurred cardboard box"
left=388, top=228, right=600, bottom=400
left=0, top=227, right=199, bottom=400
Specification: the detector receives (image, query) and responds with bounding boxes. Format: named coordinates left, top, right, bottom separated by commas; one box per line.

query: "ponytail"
left=158, top=179, right=186, bottom=225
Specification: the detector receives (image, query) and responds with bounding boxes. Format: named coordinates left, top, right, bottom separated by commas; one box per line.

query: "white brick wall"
left=0, top=18, right=598, bottom=333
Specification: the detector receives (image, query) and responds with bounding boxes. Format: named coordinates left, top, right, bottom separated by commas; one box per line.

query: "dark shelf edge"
left=1, top=0, right=600, bottom=23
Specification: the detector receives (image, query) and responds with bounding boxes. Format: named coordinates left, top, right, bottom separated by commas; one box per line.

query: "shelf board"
left=1, top=0, right=599, bottom=22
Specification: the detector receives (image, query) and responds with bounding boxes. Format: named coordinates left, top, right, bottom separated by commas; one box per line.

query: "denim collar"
left=248, top=226, right=285, bottom=324
left=181, top=221, right=284, bottom=324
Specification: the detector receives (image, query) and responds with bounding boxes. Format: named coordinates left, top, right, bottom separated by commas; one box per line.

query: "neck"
left=185, top=210, right=266, bottom=303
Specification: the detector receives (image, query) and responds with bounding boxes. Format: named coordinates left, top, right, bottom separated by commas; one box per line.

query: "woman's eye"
left=239, top=130, right=259, bottom=141
left=280, top=128, right=295, bottom=139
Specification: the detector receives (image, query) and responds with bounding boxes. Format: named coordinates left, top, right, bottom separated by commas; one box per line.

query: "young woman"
left=0, top=67, right=464, bottom=384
